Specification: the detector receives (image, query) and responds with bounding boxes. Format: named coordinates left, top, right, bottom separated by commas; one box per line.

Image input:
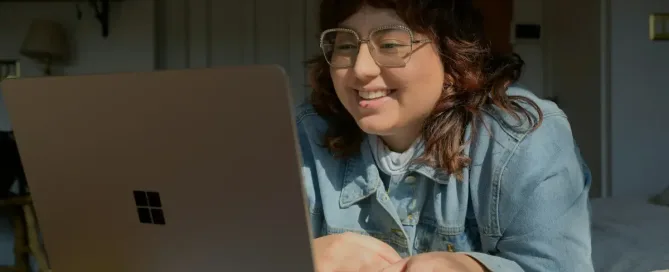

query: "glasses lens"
left=370, top=28, right=413, bottom=67
left=321, top=30, right=358, bottom=68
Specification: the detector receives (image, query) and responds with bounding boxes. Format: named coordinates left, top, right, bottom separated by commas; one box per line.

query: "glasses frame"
left=319, top=25, right=431, bottom=68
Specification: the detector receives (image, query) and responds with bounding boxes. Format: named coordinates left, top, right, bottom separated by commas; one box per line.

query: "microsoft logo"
left=133, top=190, right=166, bottom=225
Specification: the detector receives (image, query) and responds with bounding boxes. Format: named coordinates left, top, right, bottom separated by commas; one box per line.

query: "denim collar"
left=339, top=126, right=471, bottom=208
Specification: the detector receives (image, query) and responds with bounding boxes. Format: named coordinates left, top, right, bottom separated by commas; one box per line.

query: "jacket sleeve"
left=295, top=109, right=324, bottom=238
left=463, top=115, right=594, bottom=272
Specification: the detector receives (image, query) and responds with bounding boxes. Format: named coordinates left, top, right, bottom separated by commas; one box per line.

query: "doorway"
left=473, top=0, right=608, bottom=198
left=473, top=0, right=513, bottom=54
left=474, top=0, right=547, bottom=99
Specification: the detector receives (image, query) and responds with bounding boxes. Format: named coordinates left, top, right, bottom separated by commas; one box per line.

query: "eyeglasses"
left=319, top=25, right=431, bottom=68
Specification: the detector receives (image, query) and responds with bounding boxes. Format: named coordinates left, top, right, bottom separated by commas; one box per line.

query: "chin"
left=354, top=114, right=397, bottom=136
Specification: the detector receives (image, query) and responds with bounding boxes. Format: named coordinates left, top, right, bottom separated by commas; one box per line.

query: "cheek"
left=330, top=67, right=346, bottom=81
left=411, top=45, right=445, bottom=85
left=397, top=57, right=444, bottom=104
left=330, top=69, right=355, bottom=107
left=329, top=69, right=347, bottom=93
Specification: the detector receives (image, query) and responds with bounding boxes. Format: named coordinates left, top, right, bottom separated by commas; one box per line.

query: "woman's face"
left=329, top=6, right=445, bottom=151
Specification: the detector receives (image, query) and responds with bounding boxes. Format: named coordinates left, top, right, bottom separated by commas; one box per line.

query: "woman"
left=296, top=0, right=593, bottom=271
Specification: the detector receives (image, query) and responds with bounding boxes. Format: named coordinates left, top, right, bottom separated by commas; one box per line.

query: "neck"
left=380, top=124, right=422, bottom=153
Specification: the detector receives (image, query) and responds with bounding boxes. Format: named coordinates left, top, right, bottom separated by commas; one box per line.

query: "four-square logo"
left=133, top=190, right=166, bottom=225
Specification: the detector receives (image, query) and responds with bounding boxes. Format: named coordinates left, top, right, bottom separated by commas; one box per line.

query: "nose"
left=352, top=44, right=381, bottom=81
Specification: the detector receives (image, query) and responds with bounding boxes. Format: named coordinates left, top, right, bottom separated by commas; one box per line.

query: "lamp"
left=20, top=20, right=69, bottom=76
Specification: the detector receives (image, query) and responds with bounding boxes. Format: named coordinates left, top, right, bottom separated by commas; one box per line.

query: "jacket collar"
left=338, top=127, right=472, bottom=208
left=339, top=137, right=383, bottom=208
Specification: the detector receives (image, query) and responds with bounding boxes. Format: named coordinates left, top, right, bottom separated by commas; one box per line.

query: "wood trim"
left=473, top=0, right=513, bottom=54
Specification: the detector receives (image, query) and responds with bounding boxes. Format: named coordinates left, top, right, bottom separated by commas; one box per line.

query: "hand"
left=379, top=252, right=486, bottom=272
left=311, top=232, right=402, bottom=272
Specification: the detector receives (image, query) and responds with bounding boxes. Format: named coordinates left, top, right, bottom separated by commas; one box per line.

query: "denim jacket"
left=296, top=86, right=594, bottom=272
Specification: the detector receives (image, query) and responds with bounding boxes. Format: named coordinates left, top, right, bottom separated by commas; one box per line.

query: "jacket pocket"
left=414, top=221, right=475, bottom=254
left=323, top=224, right=410, bottom=256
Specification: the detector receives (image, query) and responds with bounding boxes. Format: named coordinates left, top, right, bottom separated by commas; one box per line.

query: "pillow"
left=649, top=185, right=669, bottom=206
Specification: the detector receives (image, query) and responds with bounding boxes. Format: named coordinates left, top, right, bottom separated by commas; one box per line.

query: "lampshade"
left=19, top=19, right=69, bottom=62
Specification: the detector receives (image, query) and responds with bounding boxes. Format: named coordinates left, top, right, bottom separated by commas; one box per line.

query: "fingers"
left=340, top=232, right=402, bottom=263
left=377, top=258, right=409, bottom=272
left=358, top=255, right=401, bottom=272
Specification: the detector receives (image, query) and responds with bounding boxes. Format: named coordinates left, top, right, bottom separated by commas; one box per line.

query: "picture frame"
left=649, top=13, right=669, bottom=41
left=0, top=59, right=21, bottom=80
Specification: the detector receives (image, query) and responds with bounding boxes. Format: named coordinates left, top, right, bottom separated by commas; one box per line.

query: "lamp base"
left=40, top=57, right=52, bottom=76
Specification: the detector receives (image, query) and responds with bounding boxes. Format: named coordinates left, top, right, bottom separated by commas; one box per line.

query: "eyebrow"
left=336, top=24, right=357, bottom=31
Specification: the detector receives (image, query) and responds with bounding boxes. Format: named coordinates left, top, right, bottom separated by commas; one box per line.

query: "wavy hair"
left=307, top=0, right=542, bottom=179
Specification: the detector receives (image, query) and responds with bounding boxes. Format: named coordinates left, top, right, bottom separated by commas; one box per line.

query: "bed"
left=591, top=196, right=669, bottom=272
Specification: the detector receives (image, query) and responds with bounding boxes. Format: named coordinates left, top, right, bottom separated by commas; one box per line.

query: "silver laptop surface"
left=1, top=65, right=315, bottom=272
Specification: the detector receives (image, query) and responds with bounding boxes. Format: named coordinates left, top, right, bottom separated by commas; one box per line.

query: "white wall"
left=540, top=0, right=669, bottom=198
left=541, top=0, right=605, bottom=197
left=155, top=0, right=319, bottom=105
left=610, top=0, right=669, bottom=197
left=0, top=1, right=155, bottom=76
left=518, top=0, right=607, bottom=197
left=0, top=1, right=155, bottom=131
left=513, top=0, right=546, bottom=98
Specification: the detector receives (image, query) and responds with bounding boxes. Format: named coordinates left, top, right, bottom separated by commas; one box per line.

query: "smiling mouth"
left=356, top=89, right=396, bottom=100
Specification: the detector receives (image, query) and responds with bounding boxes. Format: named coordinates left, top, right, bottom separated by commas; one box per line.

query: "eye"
left=376, top=39, right=410, bottom=53
left=379, top=42, right=403, bottom=49
left=335, top=43, right=358, bottom=51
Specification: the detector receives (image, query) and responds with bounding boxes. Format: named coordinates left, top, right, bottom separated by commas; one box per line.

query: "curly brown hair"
left=307, top=0, right=543, bottom=179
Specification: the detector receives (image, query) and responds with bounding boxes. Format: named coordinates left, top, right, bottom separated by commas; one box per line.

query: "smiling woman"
left=297, top=0, right=594, bottom=271
left=308, top=0, right=535, bottom=174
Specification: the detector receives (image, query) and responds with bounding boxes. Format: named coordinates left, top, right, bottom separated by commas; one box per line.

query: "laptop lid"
left=1, top=65, right=314, bottom=272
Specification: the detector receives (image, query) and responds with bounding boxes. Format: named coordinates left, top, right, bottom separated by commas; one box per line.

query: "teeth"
left=358, top=90, right=390, bottom=100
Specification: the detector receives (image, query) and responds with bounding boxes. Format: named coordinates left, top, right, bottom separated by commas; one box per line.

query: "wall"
left=519, top=0, right=608, bottom=198
left=610, top=0, right=669, bottom=197
left=0, top=0, right=320, bottom=130
left=0, top=0, right=155, bottom=131
left=0, top=1, right=155, bottom=75
left=541, top=0, right=605, bottom=197
left=513, top=0, right=546, bottom=98
left=154, top=0, right=319, bottom=105
left=541, top=0, right=669, bottom=198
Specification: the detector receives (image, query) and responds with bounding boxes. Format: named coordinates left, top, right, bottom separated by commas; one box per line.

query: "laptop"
left=0, top=65, right=315, bottom=272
